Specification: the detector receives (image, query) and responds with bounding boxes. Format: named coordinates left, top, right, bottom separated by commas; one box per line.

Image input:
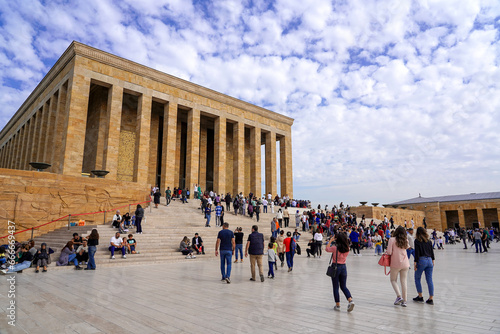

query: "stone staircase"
left=30, top=198, right=302, bottom=270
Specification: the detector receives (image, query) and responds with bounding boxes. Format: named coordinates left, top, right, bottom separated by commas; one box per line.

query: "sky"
left=0, top=0, right=499, bottom=207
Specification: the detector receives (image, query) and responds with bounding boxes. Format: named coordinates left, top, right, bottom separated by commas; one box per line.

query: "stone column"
left=250, top=126, right=261, bottom=197
left=214, top=116, right=226, bottom=194
left=30, top=109, right=42, bottom=165
left=477, top=208, right=485, bottom=227
left=458, top=208, right=465, bottom=228
left=186, top=108, right=200, bottom=198
left=61, top=73, right=91, bottom=176
left=24, top=117, right=34, bottom=169
left=52, top=83, right=68, bottom=174
left=280, top=134, right=293, bottom=198
left=233, top=122, right=245, bottom=195
left=198, top=124, right=207, bottom=191
left=161, top=101, right=178, bottom=191
left=134, top=94, right=152, bottom=184
left=5, top=138, right=12, bottom=169
left=12, top=132, right=20, bottom=169
left=42, top=94, right=57, bottom=164
left=103, top=85, right=123, bottom=180
left=17, top=126, right=26, bottom=169
left=265, top=131, right=277, bottom=196
left=37, top=101, right=50, bottom=163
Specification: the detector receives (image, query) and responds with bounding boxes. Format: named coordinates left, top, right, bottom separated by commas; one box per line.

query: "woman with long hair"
left=56, top=241, right=82, bottom=269
left=325, top=232, right=355, bottom=312
left=387, top=226, right=410, bottom=307
left=413, top=227, right=435, bottom=304
left=135, top=204, right=144, bottom=234
left=85, top=229, right=99, bottom=270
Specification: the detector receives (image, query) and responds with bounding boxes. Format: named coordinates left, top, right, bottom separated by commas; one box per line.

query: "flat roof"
left=388, top=191, right=500, bottom=205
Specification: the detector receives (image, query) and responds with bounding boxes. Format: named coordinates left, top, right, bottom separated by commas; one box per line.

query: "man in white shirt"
left=406, top=228, right=415, bottom=265
left=411, top=219, right=415, bottom=229
left=112, top=210, right=122, bottom=228
left=262, top=198, right=268, bottom=213
left=109, top=232, right=126, bottom=259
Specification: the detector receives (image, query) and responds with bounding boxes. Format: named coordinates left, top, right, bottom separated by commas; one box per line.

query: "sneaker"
left=75, top=266, right=83, bottom=270
left=35, top=269, right=39, bottom=273
left=249, top=278, right=256, bottom=281
left=394, top=297, right=403, bottom=305
left=281, top=262, right=284, bottom=267
left=221, top=278, right=226, bottom=281
left=226, top=278, right=231, bottom=284
left=358, top=254, right=362, bottom=257
left=334, top=306, right=341, bottom=312
left=234, top=260, right=238, bottom=263
left=192, top=255, right=196, bottom=259
left=122, top=255, right=126, bottom=259
left=111, top=256, right=115, bottom=259
left=401, top=302, right=407, bottom=307
left=42, top=269, right=47, bottom=272
left=240, top=260, right=243, bottom=263
left=426, top=299, right=434, bottom=305
left=260, top=275, right=265, bottom=282
left=413, top=296, right=424, bottom=303
left=288, top=268, right=291, bottom=272
left=186, top=255, right=191, bottom=259
left=347, top=301, right=355, bottom=312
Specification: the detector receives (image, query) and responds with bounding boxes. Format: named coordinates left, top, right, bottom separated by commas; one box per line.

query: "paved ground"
left=0, top=239, right=499, bottom=334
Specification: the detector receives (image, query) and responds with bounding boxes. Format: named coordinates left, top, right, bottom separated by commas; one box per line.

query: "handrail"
left=0, top=196, right=152, bottom=240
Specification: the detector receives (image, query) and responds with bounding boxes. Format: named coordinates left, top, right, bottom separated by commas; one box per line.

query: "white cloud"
left=0, top=0, right=499, bottom=207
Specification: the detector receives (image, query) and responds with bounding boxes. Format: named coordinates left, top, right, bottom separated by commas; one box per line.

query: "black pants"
left=316, top=241, right=322, bottom=256
left=351, top=242, right=360, bottom=254
left=76, top=253, right=89, bottom=262
left=463, top=238, right=467, bottom=249
left=226, top=203, right=230, bottom=211
left=256, top=212, right=260, bottom=222
left=482, top=239, right=488, bottom=252
left=166, top=196, right=171, bottom=205
left=278, top=252, right=285, bottom=264
left=284, top=217, right=289, bottom=227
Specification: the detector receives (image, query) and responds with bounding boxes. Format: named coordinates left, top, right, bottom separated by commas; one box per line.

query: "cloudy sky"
left=1, top=0, right=499, bottom=206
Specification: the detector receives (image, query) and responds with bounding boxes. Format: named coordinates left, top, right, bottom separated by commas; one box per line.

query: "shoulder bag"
left=378, top=252, right=391, bottom=276
left=326, top=248, right=338, bottom=278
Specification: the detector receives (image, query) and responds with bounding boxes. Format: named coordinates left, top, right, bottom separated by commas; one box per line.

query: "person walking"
left=276, top=209, right=283, bottom=227
left=215, top=223, right=235, bottom=284
left=234, top=227, right=244, bottom=263
left=271, top=218, right=278, bottom=239
left=349, top=228, right=360, bottom=256
left=413, top=227, right=435, bottom=304
left=407, top=228, right=415, bottom=264
left=277, top=230, right=285, bottom=268
left=283, top=231, right=295, bottom=272
left=85, top=229, right=99, bottom=270
left=135, top=204, right=144, bottom=234
left=165, top=187, right=171, bottom=206
left=387, top=226, right=410, bottom=307
left=295, top=210, right=301, bottom=228
left=205, top=204, right=212, bottom=227
left=314, top=229, right=323, bottom=258
left=325, top=233, right=355, bottom=312
left=474, top=229, right=483, bottom=253
left=283, top=208, right=290, bottom=228
left=245, top=225, right=265, bottom=282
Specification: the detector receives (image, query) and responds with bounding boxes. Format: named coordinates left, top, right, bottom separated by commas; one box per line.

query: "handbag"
left=378, top=252, right=391, bottom=276
left=326, top=248, right=338, bottom=278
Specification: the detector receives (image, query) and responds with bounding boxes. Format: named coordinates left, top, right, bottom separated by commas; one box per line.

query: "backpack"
left=290, top=238, right=296, bottom=254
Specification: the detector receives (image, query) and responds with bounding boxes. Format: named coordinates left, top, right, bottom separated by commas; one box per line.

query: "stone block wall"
left=0, top=168, right=148, bottom=242
left=351, top=206, right=426, bottom=228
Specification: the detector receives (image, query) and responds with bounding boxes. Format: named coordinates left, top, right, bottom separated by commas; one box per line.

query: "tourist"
left=57, top=241, right=82, bottom=269
left=76, top=239, right=89, bottom=265
left=262, top=197, right=268, bottom=213
left=481, top=228, right=489, bottom=252
left=192, top=233, right=205, bottom=255
left=85, top=229, right=99, bottom=270
left=271, top=218, right=278, bottom=239
left=122, top=212, right=131, bottom=229
left=266, top=242, right=276, bottom=279
left=349, top=228, right=360, bottom=256
left=254, top=201, right=260, bottom=222
left=306, top=238, right=317, bottom=257
left=276, top=208, right=283, bottom=227
left=431, top=229, right=437, bottom=249
left=112, top=210, right=122, bottom=228
left=153, top=188, right=161, bottom=208
left=72, top=233, right=84, bottom=250
left=436, top=236, right=444, bottom=249
left=314, top=229, right=324, bottom=258
left=225, top=193, right=232, bottom=211
left=28, top=240, right=37, bottom=257
left=473, top=229, right=483, bottom=253
left=0, top=244, right=33, bottom=274
left=407, top=228, right=415, bottom=263
left=283, top=207, right=290, bottom=228
left=215, top=202, right=223, bottom=227
left=234, top=227, right=244, bottom=263
left=413, top=227, right=435, bottom=304
left=205, top=203, right=212, bottom=227
left=180, top=236, right=195, bottom=259
left=325, top=233, right=355, bottom=312
left=387, top=226, right=410, bottom=307
left=126, top=234, right=138, bottom=254
left=135, top=204, right=144, bottom=234
left=283, top=231, right=295, bottom=272
left=165, top=187, right=171, bottom=206
left=295, top=210, right=301, bottom=228
left=35, top=242, right=49, bottom=273
left=245, top=225, right=265, bottom=282
left=109, top=232, right=127, bottom=259
left=215, top=222, right=235, bottom=284
left=277, top=230, right=285, bottom=267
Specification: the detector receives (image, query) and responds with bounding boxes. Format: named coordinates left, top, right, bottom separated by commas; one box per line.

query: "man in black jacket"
left=192, top=233, right=205, bottom=255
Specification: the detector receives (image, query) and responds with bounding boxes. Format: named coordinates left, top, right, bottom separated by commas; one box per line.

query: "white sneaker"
left=186, top=255, right=191, bottom=259
left=192, top=255, right=196, bottom=259
left=122, top=255, right=126, bottom=259
left=358, top=254, right=362, bottom=257
left=333, top=305, right=341, bottom=311
left=347, top=301, right=355, bottom=312
left=111, top=256, right=115, bottom=259
left=394, top=297, right=403, bottom=305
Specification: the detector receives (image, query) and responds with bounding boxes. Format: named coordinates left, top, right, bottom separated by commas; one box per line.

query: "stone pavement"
left=0, top=238, right=498, bottom=333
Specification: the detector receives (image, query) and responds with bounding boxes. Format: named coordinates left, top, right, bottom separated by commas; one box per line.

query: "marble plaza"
left=0, top=240, right=498, bottom=334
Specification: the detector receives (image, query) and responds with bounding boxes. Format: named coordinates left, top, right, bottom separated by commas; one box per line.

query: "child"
left=271, top=237, right=278, bottom=270
left=36, top=243, right=49, bottom=273
left=126, top=234, right=139, bottom=254
left=266, top=242, right=276, bottom=279
left=374, top=234, right=382, bottom=256
left=0, top=246, right=6, bottom=269
left=437, top=237, right=444, bottom=249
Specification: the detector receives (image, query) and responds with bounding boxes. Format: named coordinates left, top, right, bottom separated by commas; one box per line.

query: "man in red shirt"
left=283, top=231, right=295, bottom=272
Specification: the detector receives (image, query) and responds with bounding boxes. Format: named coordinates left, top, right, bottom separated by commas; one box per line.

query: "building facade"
left=0, top=42, right=294, bottom=198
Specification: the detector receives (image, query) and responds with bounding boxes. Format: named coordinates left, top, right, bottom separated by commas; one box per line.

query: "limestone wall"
left=351, top=206, right=426, bottom=228
left=0, top=168, right=149, bottom=242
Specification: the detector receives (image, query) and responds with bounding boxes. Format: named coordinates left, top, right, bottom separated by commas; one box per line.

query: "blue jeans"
left=220, top=250, right=232, bottom=279
left=407, top=248, right=415, bottom=260
left=87, top=245, right=97, bottom=269
left=268, top=261, right=275, bottom=277
left=375, top=245, right=382, bottom=255
left=109, top=246, right=126, bottom=256
left=272, top=230, right=277, bottom=239
left=10, top=261, right=31, bottom=272
left=68, top=253, right=79, bottom=266
left=235, top=244, right=243, bottom=260
left=415, top=257, right=434, bottom=296
left=331, top=264, right=352, bottom=303
left=206, top=214, right=211, bottom=226
left=286, top=251, right=294, bottom=268
left=475, top=239, right=482, bottom=252
left=263, top=205, right=267, bottom=213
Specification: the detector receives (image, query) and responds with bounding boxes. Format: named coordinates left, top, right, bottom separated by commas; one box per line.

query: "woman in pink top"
left=386, top=226, right=410, bottom=307
left=325, top=233, right=355, bottom=312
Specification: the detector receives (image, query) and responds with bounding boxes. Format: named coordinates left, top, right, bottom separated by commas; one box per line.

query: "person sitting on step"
left=109, top=232, right=127, bottom=259
left=192, top=233, right=205, bottom=255
left=0, top=243, right=34, bottom=274
left=35, top=243, right=50, bottom=273
left=180, top=236, right=195, bottom=259
left=126, top=234, right=138, bottom=254
left=76, top=239, right=89, bottom=265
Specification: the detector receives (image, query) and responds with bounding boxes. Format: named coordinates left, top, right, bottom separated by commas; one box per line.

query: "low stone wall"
left=351, top=205, right=425, bottom=228
left=0, top=168, right=149, bottom=242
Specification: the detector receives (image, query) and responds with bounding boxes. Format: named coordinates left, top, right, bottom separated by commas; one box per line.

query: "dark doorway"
left=445, top=210, right=459, bottom=228
left=206, top=128, right=214, bottom=191
left=464, top=209, right=478, bottom=229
